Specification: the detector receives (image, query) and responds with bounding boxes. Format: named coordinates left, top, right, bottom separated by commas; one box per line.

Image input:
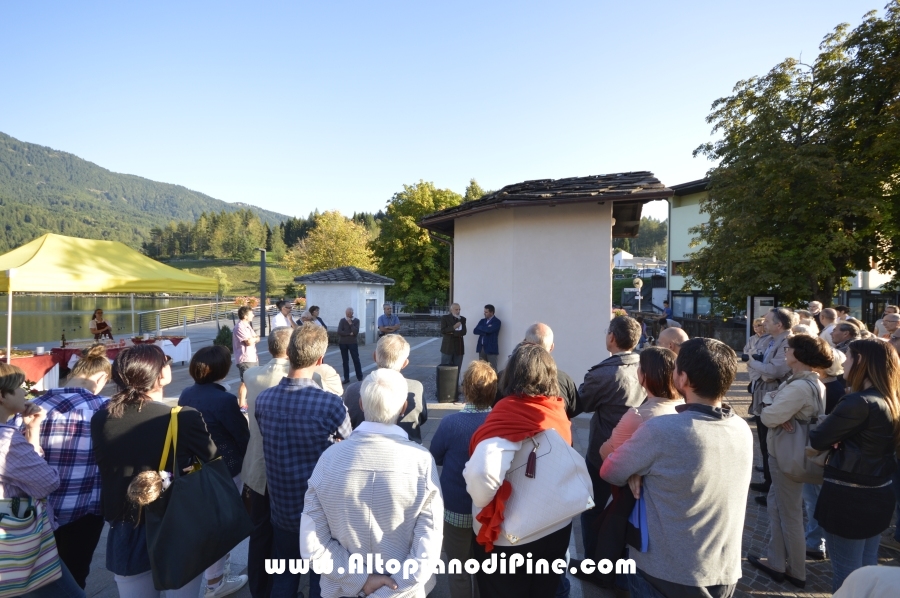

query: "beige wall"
left=453, top=202, right=614, bottom=383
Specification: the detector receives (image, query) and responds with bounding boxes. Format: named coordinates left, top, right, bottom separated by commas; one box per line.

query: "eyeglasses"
left=165, top=356, right=173, bottom=365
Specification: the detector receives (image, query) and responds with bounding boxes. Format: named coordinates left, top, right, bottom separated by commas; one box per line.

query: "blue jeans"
left=802, top=483, right=825, bottom=551
left=822, top=531, right=880, bottom=593
left=271, top=525, right=320, bottom=598
left=21, top=561, right=85, bottom=598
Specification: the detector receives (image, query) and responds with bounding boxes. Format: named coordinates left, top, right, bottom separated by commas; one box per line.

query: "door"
left=366, top=299, right=376, bottom=345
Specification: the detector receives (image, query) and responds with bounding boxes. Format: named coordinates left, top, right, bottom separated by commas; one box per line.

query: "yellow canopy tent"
left=1, top=233, right=218, bottom=357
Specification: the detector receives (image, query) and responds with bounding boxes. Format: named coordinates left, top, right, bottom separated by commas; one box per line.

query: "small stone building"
left=294, top=267, right=394, bottom=345
left=418, top=172, right=671, bottom=378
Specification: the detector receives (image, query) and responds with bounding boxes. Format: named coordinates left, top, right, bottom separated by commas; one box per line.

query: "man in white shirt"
left=301, top=369, right=443, bottom=598
left=271, top=300, right=297, bottom=330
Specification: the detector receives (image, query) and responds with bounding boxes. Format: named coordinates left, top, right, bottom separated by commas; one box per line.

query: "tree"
left=212, top=267, right=231, bottom=296
left=267, top=224, right=287, bottom=262
left=613, top=217, right=667, bottom=260
left=686, top=3, right=900, bottom=308
left=463, top=179, right=488, bottom=202
left=281, top=211, right=375, bottom=275
left=371, top=181, right=463, bottom=309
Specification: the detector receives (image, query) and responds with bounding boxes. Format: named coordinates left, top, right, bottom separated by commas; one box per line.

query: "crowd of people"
left=1, top=301, right=899, bottom=598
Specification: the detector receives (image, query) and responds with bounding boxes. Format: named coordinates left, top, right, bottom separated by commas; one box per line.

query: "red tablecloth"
left=3, top=354, right=56, bottom=383
left=51, top=347, right=123, bottom=368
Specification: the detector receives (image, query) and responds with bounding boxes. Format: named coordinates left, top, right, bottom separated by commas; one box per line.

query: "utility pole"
left=257, top=248, right=267, bottom=338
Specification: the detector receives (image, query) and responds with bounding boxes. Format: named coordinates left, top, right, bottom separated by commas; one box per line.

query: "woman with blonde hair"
left=810, top=339, right=900, bottom=592
left=30, top=344, right=111, bottom=590
left=430, top=360, right=496, bottom=598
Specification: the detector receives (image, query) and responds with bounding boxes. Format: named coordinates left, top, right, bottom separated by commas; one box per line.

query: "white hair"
left=360, top=369, right=408, bottom=425
left=375, top=334, right=410, bottom=370
left=792, top=324, right=816, bottom=336
left=524, top=323, right=553, bottom=352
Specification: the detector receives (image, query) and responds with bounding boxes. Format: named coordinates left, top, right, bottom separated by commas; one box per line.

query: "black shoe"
left=754, top=496, right=767, bottom=507
left=805, top=549, right=826, bottom=561
left=785, top=574, right=806, bottom=589
left=749, top=482, right=770, bottom=493
left=747, top=554, right=784, bottom=583
left=342, top=379, right=350, bottom=384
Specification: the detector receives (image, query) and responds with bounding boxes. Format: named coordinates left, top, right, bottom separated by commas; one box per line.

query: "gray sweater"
left=600, top=404, right=753, bottom=588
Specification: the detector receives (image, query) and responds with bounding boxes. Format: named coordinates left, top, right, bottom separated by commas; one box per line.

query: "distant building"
left=613, top=249, right=664, bottom=269
left=419, top=172, right=672, bottom=377
left=294, top=267, right=394, bottom=344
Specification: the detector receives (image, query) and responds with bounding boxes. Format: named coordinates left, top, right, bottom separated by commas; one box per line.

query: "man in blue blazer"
left=474, top=304, right=501, bottom=370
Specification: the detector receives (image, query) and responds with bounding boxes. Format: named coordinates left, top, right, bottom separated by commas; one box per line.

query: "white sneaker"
left=205, top=575, right=248, bottom=597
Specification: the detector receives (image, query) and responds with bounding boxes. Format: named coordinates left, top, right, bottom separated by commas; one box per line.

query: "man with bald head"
left=657, top=327, right=689, bottom=355
left=523, top=322, right=582, bottom=417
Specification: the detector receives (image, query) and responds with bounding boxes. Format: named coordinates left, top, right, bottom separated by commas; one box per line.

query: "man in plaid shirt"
left=31, top=351, right=111, bottom=590
left=257, top=324, right=352, bottom=598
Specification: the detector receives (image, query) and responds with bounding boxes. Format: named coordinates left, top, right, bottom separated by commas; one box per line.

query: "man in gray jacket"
left=573, top=316, right=645, bottom=573
left=601, top=337, right=753, bottom=597
left=342, top=334, right=427, bottom=442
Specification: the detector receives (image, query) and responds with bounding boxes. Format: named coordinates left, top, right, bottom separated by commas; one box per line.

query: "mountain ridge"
left=0, top=130, right=291, bottom=252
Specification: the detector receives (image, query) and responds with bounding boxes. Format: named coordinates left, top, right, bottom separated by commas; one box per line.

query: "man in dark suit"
left=440, top=303, right=466, bottom=399
left=474, top=304, right=501, bottom=371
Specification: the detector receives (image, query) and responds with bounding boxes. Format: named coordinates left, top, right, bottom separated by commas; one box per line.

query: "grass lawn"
left=166, top=259, right=299, bottom=298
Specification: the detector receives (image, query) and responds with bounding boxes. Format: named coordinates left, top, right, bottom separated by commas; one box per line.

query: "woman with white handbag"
left=464, top=344, right=594, bottom=598
left=0, top=363, right=84, bottom=598
left=747, top=334, right=832, bottom=589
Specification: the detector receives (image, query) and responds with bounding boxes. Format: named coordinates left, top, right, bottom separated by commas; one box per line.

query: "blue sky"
left=0, top=1, right=883, bottom=221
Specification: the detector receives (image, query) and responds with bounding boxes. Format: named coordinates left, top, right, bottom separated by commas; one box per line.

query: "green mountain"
left=0, top=131, right=290, bottom=253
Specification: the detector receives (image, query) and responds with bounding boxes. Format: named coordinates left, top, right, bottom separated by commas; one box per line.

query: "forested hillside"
left=0, top=131, right=289, bottom=252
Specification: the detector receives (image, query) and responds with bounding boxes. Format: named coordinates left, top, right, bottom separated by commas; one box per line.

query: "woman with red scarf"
left=463, top=343, right=575, bottom=597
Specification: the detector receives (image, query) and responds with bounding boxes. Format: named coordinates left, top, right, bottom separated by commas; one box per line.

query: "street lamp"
left=257, top=248, right=267, bottom=338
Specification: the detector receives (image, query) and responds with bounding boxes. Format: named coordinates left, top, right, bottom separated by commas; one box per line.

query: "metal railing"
left=138, top=302, right=235, bottom=336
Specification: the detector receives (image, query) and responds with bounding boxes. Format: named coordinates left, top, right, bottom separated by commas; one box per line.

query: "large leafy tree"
left=687, top=2, right=900, bottom=308
left=281, top=210, right=375, bottom=275
left=371, top=181, right=463, bottom=309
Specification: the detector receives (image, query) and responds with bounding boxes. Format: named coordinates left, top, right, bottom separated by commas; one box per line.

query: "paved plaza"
left=49, top=323, right=898, bottom=597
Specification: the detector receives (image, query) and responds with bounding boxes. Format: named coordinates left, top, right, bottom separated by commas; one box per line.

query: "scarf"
left=468, top=394, right=571, bottom=551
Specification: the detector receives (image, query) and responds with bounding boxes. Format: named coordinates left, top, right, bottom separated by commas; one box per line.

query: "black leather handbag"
left=145, top=407, right=253, bottom=590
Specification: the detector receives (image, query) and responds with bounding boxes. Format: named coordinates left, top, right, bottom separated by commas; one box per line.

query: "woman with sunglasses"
left=91, top=345, right=217, bottom=597
left=809, top=339, right=900, bottom=592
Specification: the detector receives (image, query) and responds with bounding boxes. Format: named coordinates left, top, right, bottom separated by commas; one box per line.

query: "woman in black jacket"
left=809, top=339, right=900, bottom=592
left=178, top=345, right=250, bottom=595
left=91, top=345, right=217, bottom=598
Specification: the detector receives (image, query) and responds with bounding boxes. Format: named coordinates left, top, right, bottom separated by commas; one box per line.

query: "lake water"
left=0, top=295, right=213, bottom=346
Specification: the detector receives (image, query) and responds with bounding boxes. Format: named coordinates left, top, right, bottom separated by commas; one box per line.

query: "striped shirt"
left=301, top=422, right=443, bottom=598
left=0, top=424, right=60, bottom=529
left=31, top=388, right=109, bottom=526
left=256, top=377, right=352, bottom=532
